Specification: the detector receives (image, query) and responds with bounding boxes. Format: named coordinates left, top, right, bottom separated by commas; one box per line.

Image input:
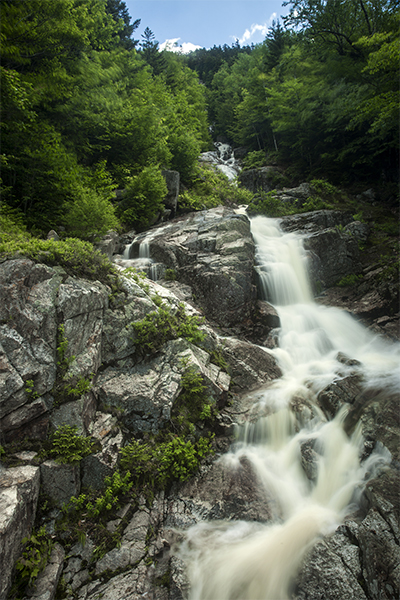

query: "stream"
left=177, top=215, right=399, bottom=600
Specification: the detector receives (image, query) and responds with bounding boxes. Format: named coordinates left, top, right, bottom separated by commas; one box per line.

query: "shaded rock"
left=238, top=167, right=285, bottom=193
left=280, top=210, right=353, bottom=234
left=40, top=460, right=80, bottom=505
left=0, top=465, right=40, bottom=599
left=1, top=395, right=52, bottom=443
left=95, top=231, right=119, bottom=260
left=304, top=227, right=362, bottom=291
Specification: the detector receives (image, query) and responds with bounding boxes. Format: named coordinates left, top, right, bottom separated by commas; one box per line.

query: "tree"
left=139, top=27, right=166, bottom=74
left=105, top=0, right=141, bottom=49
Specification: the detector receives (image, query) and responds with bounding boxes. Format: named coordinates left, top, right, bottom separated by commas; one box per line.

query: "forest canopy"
left=0, top=0, right=398, bottom=239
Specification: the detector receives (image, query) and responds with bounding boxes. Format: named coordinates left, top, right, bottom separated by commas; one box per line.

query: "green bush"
left=178, top=164, right=252, bottom=211
left=49, top=424, right=94, bottom=464
left=0, top=227, right=120, bottom=289
left=247, top=190, right=295, bottom=217
left=242, top=150, right=267, bottom=170
left=118, top=165, right=167, bottom=229
left=132, top=302, right=205, bottom=353
left=336, top=274, right=363, bottom=287
left=64, top=187, right=119, bottom=242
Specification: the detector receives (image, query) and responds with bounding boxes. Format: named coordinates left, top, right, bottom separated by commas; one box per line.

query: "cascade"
left=115, top=233, right=159, bottom=280
left=178, top=215, right=399, bottom=600
left=199, top=142, right=241, bottom=181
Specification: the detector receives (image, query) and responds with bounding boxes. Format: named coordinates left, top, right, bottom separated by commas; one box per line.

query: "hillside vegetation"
left=0, top=0, right=398, bottom=241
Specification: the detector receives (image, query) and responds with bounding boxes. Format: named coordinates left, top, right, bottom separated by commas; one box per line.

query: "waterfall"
left=178, top=215, right=399, bottom=600
left=115, top=234, right=159, bottom=280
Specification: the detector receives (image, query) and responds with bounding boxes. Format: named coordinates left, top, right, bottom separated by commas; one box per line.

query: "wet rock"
left=164, top=456, right=274, bottom=528
left=317, top=374, right=364, bottom=419
left=300, top=439, right=319, bottom=482
left=0, top=465, right=40, bottom=599
left=294, top=530, right=368, bottom=600
left=219, top=336, right=282, bottom=393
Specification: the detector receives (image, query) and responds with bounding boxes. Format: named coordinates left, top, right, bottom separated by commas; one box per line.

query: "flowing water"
left=178, top=215, right=399, bottom=600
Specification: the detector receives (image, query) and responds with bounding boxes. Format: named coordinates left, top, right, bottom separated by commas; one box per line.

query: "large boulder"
left=140, top=207, right=257, bottom=327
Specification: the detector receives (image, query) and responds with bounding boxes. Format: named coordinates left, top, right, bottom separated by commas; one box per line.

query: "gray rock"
left=50, top=392, right=97, bottom=437
left=95, top=231, right=119, bottom=260
left=280, top=210, right=353, bottom=234
left=40, top=460, right=80, bottom=505
left=140, top=207, right=257, bottom=327
left=164, top=456, right=274, bottom=529
left=81, top=412, right=123, bottom=490
left=294, top=532, right=368, bottom=600
left=219, top=336, right=282, bottom=393
left=0, top=465, right=40, bottom=600
left=56, top=277, right=109, bottom=379
left=162, top=170, right=180, bottom=214
left=94, top=338, right=230, bottom=435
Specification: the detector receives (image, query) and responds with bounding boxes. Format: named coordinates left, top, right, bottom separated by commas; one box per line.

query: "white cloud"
left=160, top=38, right=202, bottom=54
left=236, top=13, right=278, bottom=46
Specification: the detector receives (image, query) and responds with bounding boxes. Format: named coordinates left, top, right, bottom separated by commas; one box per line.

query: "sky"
left=124, top=1, right=290, bottom=53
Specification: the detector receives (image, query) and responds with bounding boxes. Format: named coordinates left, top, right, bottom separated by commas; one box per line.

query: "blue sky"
left=124, top=1, right=290, bottom=52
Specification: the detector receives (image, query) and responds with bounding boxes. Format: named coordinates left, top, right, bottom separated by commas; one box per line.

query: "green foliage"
left=132, top=302, right=205, bottom=353
left=66, top=471, right=133, bottom=518
left=49, top=425, right=94, bottom=464
left=15, top=527, right=53, bottom=588
left=56, top=325, right=75, bottom=372
left=164, top=268, right=177, bottom=281
left=65, top=375, right=93, bottom=399
left=337, top=274, right=363, bottom=287
left=179, top=164, right=253, bottom=211
left=210, top=349, right=230, bottom=373
left=119, top=434, right=213, bottom=489
left=24, top=380, right=40, bottom=399
left=247, top=190, right=296, bottom=218
left=242, top=150, right=267, bottom=170
left=0, top=228, right=120, bottom=289
left=118, top=166, right=168, bottom=229
left=64, top=187, right=119, bottom=242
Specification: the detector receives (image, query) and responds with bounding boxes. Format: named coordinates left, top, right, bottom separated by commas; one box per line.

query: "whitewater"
left=176, top=215, right=399, bottom=600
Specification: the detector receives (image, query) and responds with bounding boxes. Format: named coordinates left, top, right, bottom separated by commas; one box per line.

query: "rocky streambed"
left=0, top=205, right=399, bottom=600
